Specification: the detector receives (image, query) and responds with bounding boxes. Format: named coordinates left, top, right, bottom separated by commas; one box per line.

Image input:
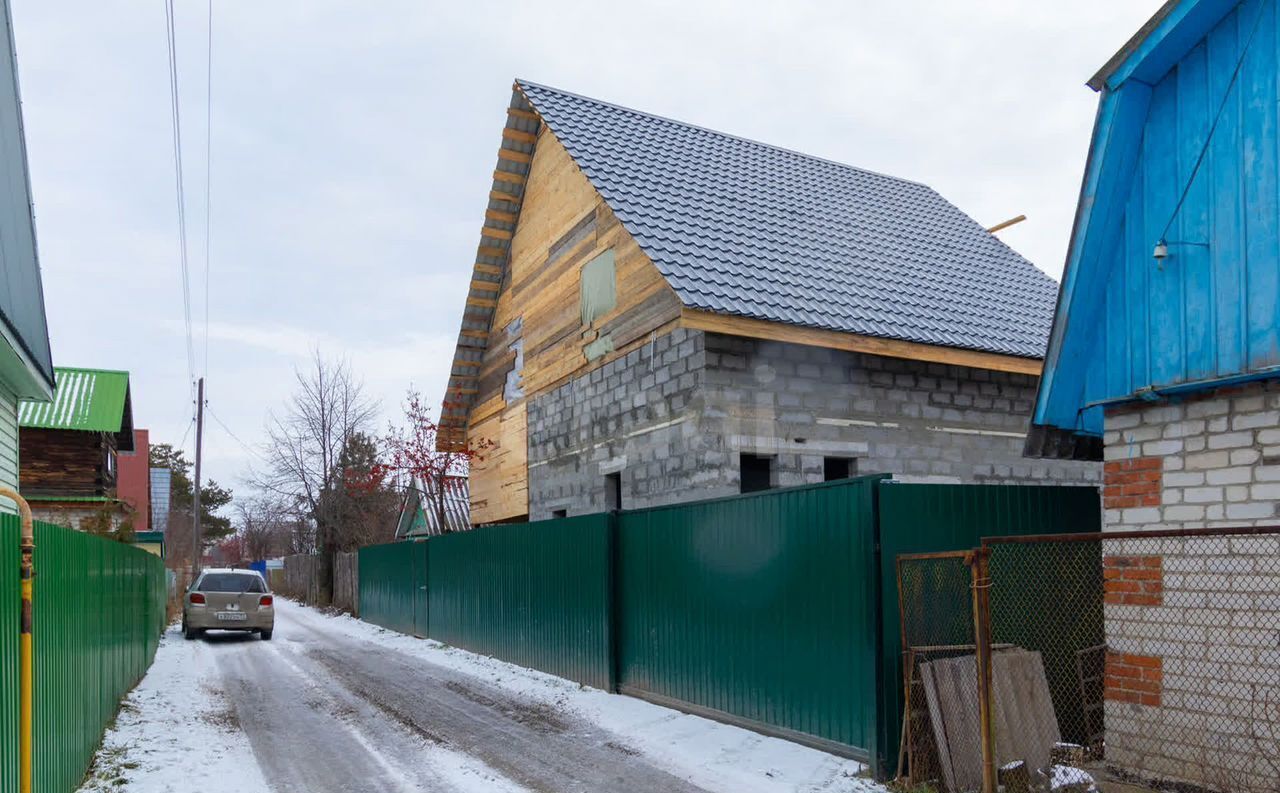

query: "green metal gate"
left=411, top=540, right=428, bottom=637
left=0, top=515, right=166, bottom=793
left=616, top=476, right=886, bottom=762
left=355, top=478, right=1102, bottom=776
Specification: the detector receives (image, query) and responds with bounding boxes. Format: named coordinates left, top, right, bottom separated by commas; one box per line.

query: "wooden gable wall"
left=19, top=428, right=116, bottom=499
left=467, top=128, right=682, bottom=524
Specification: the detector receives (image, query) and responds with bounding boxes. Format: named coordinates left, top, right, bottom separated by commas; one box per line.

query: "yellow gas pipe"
left=0, top=487, right=33, bottom=793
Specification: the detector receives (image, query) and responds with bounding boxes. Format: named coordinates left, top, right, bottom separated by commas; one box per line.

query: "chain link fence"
left=897, top=527, right=1280, bottom=793
left=896, top=551, right=985, bottom=791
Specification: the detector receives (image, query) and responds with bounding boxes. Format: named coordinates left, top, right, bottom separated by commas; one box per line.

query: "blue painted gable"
left=1030, top=0, right=1280, bottom=458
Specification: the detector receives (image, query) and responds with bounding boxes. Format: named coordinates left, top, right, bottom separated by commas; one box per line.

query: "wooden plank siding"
left=466, top=128, right=681, bottom=524
left=0, top=383, right=17, bottom=512
left=18, top=428, right=115, bottom=498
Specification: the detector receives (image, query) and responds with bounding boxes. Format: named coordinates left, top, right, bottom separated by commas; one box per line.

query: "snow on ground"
left=77, top=601, right=885, bottom=793
left=77, top=626, right=269, bottom=793
left=304, top=601, right=880, bottom=793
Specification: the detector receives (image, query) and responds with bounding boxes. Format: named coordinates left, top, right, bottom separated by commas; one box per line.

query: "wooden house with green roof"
left=17, top=367, right=135, bottom=528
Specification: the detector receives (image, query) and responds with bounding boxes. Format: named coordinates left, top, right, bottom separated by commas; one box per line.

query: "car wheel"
left=260, top=629, right=273, bottom=641
left=183, top=621, right=197, bottom=640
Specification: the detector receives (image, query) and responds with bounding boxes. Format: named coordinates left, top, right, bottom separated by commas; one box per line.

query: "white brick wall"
left=1102, top=383, right=1280, bottom=790
left=1105, top=383, right=1280, bottom=530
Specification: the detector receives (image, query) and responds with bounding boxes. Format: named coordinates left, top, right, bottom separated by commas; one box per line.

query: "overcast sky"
left=7, top=1, right=1160, bottom=497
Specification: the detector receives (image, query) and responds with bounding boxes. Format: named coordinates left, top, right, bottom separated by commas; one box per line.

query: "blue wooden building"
left=1029, top=2, right=1280, bottom=788
left=1029, top=0, right=1280, bottom=457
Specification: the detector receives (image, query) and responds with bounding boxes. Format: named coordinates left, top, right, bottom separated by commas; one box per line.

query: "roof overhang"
left=0, top=319, right=53, bottom=401
left=18, top=367, right=135, bottom=450
left=681, top=309, right=1043, bottom=376
left=1029, top=0, right=1241, bottom=460
left=1088, top=0, right=1238, bottom=92
left=438, top=83, right=541, bottom=452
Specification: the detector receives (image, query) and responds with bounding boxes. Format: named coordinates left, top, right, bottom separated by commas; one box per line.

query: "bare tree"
left=255, top=352, right=377, bottom=603
left=235, top=495, right=295, bottom=561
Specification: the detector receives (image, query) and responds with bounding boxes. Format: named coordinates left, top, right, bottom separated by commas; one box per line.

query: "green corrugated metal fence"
left=357, top=540, right=419, bottom=637
left=357, top=479, right=1101, bottom=774
left=359, top=516, right=613, bottom=689
left=616, top=476, right=885, bottom=760
left=0, top=515, right=166, bottom=793
left=429, top=515, right=613, bottom=689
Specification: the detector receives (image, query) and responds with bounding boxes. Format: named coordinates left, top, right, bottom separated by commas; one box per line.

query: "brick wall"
left=1103, top=458, right=1161, bottom=510
left=526, top=328, right=1099, bottom=519
left=1101, top=382, right=1280, bottom=789
left=1104, top=651, right=1163, bottom=708
left=1102, top=555, right=1163, bottom=607
left=1103, top=382, right=1280, bottom=530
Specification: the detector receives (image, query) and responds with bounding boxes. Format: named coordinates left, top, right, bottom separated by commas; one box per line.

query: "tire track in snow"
left=279, top=606, right=710, bottom=793
left=210, top=629, right=529, bottom=793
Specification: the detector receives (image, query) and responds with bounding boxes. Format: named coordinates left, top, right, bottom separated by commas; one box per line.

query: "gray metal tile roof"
left=518, top=80, right=1059, bottom=359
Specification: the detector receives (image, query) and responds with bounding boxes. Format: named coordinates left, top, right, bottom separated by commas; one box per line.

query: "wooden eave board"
left=438, top=84, right=542, bottom=447
left=680, top=309, right=1042, bottom=376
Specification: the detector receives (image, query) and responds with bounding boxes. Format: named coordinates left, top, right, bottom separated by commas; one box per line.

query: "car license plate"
left=216, top=612, right=248, bottom=622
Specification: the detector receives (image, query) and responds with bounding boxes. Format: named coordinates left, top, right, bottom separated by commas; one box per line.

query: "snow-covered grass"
left=76, top=626, right=268, bottom=793
left=301, top=601, right=881, bottom=793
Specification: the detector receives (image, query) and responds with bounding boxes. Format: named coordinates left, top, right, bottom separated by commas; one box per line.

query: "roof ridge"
left=515, top=78, right=934, bottom=191
left=53, top=365, right=131, bottom=376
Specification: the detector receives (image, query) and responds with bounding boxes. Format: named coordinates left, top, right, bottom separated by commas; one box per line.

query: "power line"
left=206, top=404, right=265, bottom=463
left=1160, top=0, right=1267, bottom=243
left=202, top=0, right=213, bottom=378
left=164, top=0, right=196, bottom=393
left=178, top=412, right=196, bottom=453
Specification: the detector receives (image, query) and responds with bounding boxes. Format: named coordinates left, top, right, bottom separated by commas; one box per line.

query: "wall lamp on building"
left=1152, top=238, right=1209, bottom=269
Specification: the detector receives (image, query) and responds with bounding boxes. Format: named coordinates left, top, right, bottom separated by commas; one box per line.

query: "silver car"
left=183, top=568, right=275, bottom=640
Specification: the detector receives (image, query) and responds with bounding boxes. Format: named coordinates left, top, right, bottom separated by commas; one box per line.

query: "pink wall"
left=116, top=428, right=150, bottom=531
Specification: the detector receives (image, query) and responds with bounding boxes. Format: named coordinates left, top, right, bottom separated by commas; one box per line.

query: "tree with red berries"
left=378, top=389, right=489, bottom=533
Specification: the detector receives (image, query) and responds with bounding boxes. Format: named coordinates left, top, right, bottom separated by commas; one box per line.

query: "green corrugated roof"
left=18, top=367, right=131, bottom=433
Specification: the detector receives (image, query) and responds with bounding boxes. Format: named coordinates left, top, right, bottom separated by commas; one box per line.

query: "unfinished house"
left=440, top=80, right=1099, bottom=524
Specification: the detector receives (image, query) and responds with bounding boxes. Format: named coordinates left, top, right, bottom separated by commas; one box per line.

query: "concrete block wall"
left=1101, top=382, right=1280, bottom=790
left=527, top=328, right=1098, bottom=519
left=527, top=328, right=712, bottom=517
left=700, top=334, right=1098, bottom=489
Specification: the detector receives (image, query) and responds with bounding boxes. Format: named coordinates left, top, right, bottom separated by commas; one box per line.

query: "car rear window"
left=198, top=573, right=266, bottom=593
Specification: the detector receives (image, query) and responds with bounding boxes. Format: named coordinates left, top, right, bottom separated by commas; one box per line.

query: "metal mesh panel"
left=983, top=529, right=1280, bottom=793
left=896, top=552, right=980, bottom=791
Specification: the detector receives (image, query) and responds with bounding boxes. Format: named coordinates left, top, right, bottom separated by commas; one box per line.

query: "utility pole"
left=192, top=377, right=205, bottom=577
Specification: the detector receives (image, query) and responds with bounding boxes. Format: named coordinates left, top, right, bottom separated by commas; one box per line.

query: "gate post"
left=967, top=547, right=996, bottom=793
